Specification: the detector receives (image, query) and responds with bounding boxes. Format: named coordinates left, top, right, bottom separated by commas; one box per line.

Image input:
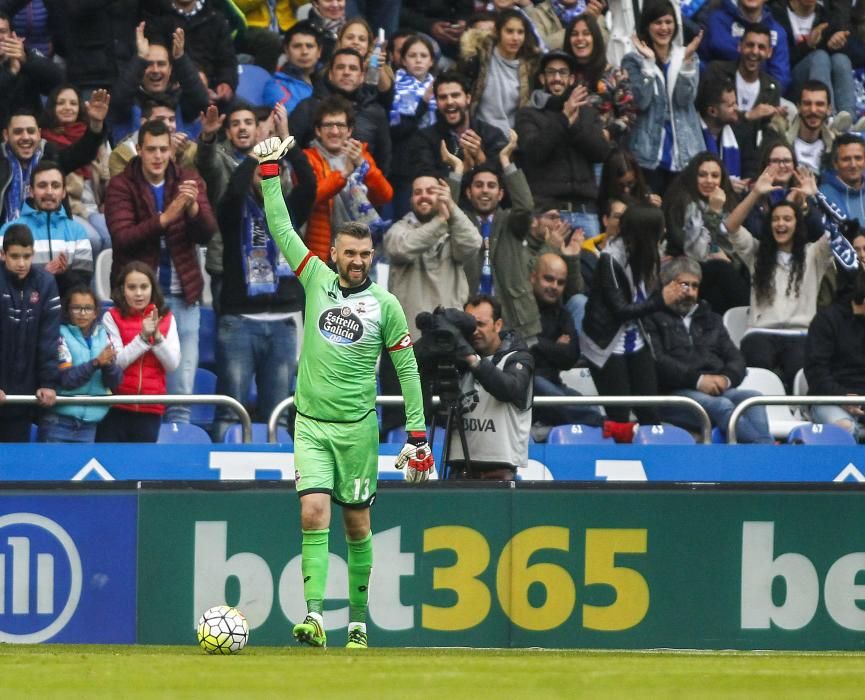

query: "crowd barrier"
left=727, top=396, right=865, bottom=444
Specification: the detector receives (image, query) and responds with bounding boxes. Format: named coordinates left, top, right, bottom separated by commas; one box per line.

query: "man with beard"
left=515, top=50, right=612, bottom=238
left=384, top=174, right=481, bottom=339
left=0, top=161, right=92, bottom=295
left=643, top=256, right=772, bottom=443
left=775, top=79, right=836, bottom=174
left=704, top=22, right=783, bottom=178
left=454, top=131, right=542, bottom=342
left=289, top=48, right=391, bottom=174
left=254, top=135, right=433, bottom=649
left=408, top=71, right=509, bottom=181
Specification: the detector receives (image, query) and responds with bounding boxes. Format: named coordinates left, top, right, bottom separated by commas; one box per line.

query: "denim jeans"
left=659, top=387, right=773, bottom=444
left=345, top=0, right=401, bottom=35
left=532, top=375, right=605, bottom=428
left=38, top=412, right=98, bottom=443
left=809, top=404, right=865, bottom=441
left=164, top=295, right=200, bottom=423
left=212, top=314, right=298, bottom=441
left=792, top=50, right=855, bottom=115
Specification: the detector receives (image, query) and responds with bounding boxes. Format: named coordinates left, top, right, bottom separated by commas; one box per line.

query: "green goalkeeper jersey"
left=261, top=175, right=425, bottom=430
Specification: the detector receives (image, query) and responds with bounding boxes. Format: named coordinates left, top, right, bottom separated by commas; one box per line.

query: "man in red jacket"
left=105, top=119, right=216, bottom=424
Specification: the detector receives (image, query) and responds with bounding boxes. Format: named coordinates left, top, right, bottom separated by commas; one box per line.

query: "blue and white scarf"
left=389, top=69, right=436, bottom=129
left=241, top=194, right=293, bottom=297
left=3, top=142, right=41, bottom=223
left=701, top=119, right=741, bottom=179
left=551, top=0, right=587, bottom=24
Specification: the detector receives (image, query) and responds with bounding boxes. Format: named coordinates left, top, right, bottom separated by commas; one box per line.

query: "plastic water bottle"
left=365, top=28, right=386, bottom=86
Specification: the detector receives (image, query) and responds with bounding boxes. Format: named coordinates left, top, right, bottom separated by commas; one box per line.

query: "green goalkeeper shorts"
left=293, top=410, right=380, bottom=507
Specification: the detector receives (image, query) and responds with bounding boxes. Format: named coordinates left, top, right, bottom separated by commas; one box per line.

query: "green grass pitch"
left=2, top=646, right=865, bottom=699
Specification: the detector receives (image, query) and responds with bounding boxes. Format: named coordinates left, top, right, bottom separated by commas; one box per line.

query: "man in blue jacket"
left=262, top=21, right=322, bottom=114
left=700, top=0, right=791, bottom=94
left=819, top=133, right=865, bottom=225
left=0, top=224, right=60, bottom=441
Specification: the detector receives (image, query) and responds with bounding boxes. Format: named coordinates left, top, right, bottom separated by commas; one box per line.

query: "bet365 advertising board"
left=3, top=486, right=865, bottom=649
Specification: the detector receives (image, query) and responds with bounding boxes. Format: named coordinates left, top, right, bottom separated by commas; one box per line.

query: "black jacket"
left=218, top=149, right=315, bottom=315
left=643, top=301, right=747, bottom=393
left=805, top=301, right=865, bottom=395
left=143, top=0, right=238, bottom=89
left=582, top=249, right=665, bottom=352
left=0, top=0, right=142, bottom=89
left=469, top=329, right=535, bottom=411
left=289, top=78, right=393, bottom=175
left=0, top=48, right=64, bottom=128
left=515, top=90, right=612, bottom=212
left=0, top=265, right=60, bottom=415
left=533, top=300, right=579, bottom=383
left=408, top=115, right=507, bottom=181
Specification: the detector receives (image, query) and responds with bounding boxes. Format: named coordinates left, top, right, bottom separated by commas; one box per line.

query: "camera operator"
left=449, top=293, right=535, bottom=481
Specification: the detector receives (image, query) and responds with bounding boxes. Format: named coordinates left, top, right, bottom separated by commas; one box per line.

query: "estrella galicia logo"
left=0, top=513, right=82, bottom=643
left=319, top=306, right=364, bottom=345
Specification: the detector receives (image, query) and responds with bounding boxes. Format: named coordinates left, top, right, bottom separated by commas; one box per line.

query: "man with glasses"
left=0, top=160, right=92, bottom=296
left=303, top=95, right=392, bottom=261
left=515, top=50, right=612, bottom=238
left=643, top=256, right=773, bottom=443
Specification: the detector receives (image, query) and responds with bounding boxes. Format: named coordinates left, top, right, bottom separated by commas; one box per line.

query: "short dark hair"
left=2, top=223, right=34, bottom=250
left=466, top=11, right=496, bottom=28
left=465, top=162, right=502, bottom=191
left=138, top=119, right=171, bottom=146
left=226, top=99, right=259, bottom=123
left=30, top=159, right=64, bottom=187
left=696, top=77, right=736, bottom=117
left=62, top=283, right=98, bottom=323
left=833, top=133, right=865, bottom=161
left=334, top=221, right=372, bottom=242
left=111, top=261, right=168, bottom=317
left=283, top=19, right=323, bottom=48
left=313, top=95, right=355, bottom=128
left=328, top=47, right=364, bottom=72
left=141, top=93, right=178, bottom=118
left=465, top=293, right=502, bottom=322
left=638, top=0, right=679, bottom=47
left=434, top=71, right=471, bottom=98
left=6, top=107, right=39, bottom=129
left=740, top=21, right=772, bottom=42
left=799, top=79, right=830, bottom=103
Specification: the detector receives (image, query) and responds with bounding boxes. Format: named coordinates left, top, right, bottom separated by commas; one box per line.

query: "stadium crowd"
left=2, top=0, right=865, bottom=446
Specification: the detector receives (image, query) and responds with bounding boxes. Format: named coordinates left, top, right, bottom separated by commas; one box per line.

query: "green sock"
left=301, top=528, right=329, bottom=615
left=347, top=532, right=373, bottom=624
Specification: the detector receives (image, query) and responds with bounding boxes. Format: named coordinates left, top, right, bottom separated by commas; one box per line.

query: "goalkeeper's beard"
left=337, top=259, right=370, bottom=287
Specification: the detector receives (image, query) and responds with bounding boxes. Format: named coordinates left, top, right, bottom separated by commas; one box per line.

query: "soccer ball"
left=197, top=605, right=249, bottom=655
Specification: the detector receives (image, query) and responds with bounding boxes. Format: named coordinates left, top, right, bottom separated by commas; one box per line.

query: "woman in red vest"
left=95, top=261, right=181, bottom=443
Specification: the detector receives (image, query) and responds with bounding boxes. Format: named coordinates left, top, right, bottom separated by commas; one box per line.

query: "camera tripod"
left=427, top=360, right=471, bottom=480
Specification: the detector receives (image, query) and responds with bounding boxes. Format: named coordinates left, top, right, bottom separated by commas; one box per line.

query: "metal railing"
left=268, top=394, right=713, bottom=444
left=2, top=394, right=253, bottom=443
left=727, top=396, right=865, bottom=444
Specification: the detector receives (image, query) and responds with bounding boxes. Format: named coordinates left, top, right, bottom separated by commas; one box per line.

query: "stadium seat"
left=633, top=423, right=695, bottom=445
left=235, top=64, right=272, bottom=106
left=547, top=424, right=613, bottom=445
left=191, top=368, right=217, bottom=427
left=560, top=367, right=599, bottom=396
left=738, top=367, right=806, bottom=439
left=222, top=422, right=293, bottom=444
left=722, top=306, right=750, bottom=349
left=199, top=306, right=216, bottom=370
left=30, top=423, right=38, bottom=442
left=94, top=249, right=113, bottom=302
left=787, top=423, right=856, bottom=445
left=158, top=422, right=212, bottom=444
left=792, top=368, right=810, bottom=421
left=711, top=427, right=726, bottom=444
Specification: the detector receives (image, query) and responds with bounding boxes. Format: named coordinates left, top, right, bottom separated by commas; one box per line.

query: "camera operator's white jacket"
left=449, top=330, right=534, bottom=472
left=383, top=207, right=481, bottom=339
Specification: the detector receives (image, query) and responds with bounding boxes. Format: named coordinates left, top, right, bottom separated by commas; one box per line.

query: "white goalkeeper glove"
left=395, top=431, right=435, bottom=483
left=252, top=136, right=295, bottom=164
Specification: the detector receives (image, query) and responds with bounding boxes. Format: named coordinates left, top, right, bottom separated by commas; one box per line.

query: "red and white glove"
left=395, top=431, right=435, bottom=483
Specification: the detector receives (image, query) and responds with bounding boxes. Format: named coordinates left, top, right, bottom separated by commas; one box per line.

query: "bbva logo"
left=0, top=513, right=82, bottom=643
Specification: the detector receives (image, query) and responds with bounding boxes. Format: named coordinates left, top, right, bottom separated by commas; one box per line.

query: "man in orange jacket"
left=303, top=95, right=393, bottom=261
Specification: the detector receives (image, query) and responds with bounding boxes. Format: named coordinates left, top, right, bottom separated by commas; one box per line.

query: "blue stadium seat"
left=711, top=427, right=727, bottom=444
left=158, top=422, right=212, bottom=444
left=787, top=423, right=856, bottom=445
left=191, top=368, right=217, bottom=428
left=223, top=422, right=292, bottom=444
left=199, top=306, right=216, bottom=370
left=236, top=64, right=272, bottom=106
left=30, top=423, right=38, bottom=442
left=633, top=424, right=696, bottom=445
left=547, top=424, right=613, bottom=445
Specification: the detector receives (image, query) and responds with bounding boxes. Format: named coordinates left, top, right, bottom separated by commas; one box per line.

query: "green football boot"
left=293, top=613, right=327, bottom=648
left=346, top=625, right=368, bottom=649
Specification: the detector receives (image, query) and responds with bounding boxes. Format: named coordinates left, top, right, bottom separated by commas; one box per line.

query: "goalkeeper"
left=253, top=136, right=434, bottom=650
